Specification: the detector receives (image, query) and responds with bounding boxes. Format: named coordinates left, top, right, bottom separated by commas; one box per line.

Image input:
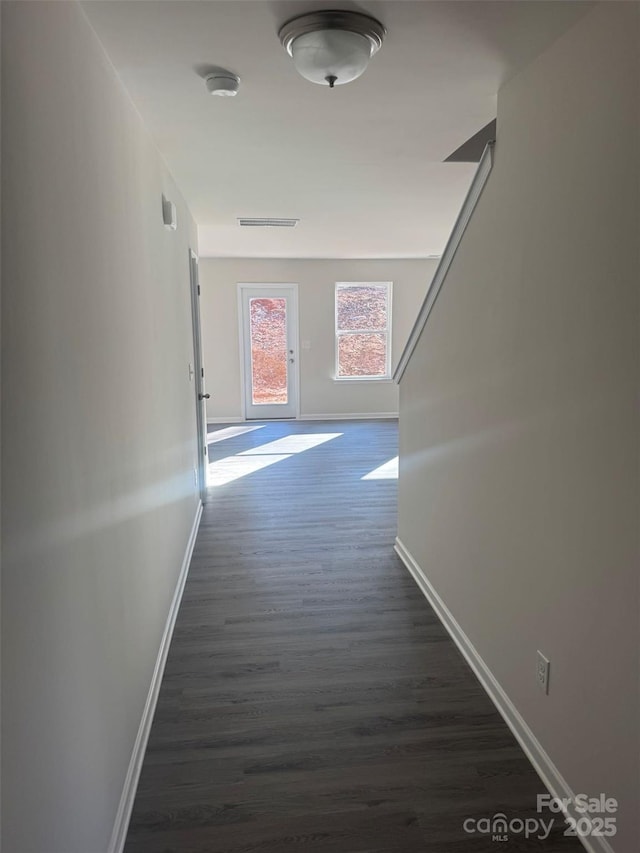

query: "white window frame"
left=334, top=281, right=393, bottom=380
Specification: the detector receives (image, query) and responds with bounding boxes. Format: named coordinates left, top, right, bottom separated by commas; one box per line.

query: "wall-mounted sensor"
left=162, top=195, right=177, bottom=230
left=205, top=71, right=240, bottom=97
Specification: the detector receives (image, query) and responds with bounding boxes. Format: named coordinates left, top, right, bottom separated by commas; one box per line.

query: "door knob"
left=198, top=393, right=210, bottom=400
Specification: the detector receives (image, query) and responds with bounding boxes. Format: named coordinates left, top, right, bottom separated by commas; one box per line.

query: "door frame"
left=189, top=249, right=208, bottom=501
left=237, top=283, right=300, bottom=421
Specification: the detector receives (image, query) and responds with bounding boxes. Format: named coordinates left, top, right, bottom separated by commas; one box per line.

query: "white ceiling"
left=82, top=1, right=591, bottom=258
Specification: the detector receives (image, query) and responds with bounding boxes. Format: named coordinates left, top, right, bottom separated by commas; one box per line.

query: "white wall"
left=199, top=257, right=436, bottom=420
left=398, top=5, right=639, bottom=851
left=1, top=3, right=201, bottom=850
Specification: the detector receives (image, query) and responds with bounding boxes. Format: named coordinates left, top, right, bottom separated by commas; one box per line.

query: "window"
left=335, top=282, right=392, bottom=379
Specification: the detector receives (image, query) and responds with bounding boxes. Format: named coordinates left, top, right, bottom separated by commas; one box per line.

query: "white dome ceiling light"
left=205, top=71, right=240, bottom=97
left=278, top=10, right=385, bottom=88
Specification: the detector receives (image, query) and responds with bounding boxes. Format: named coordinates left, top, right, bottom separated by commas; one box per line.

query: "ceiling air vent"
left=238, top=217, right=299, bottom=228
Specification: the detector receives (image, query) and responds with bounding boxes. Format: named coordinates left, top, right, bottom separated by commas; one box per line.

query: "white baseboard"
left=108, top=501, right=203, bottom=853
left=301, top=412, right=399, bottom=421
left=207, top=414, right=399, bottom=424
left=394, top=537, right=615, bottom=853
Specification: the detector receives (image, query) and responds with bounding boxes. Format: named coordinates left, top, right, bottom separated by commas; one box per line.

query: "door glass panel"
left=249, top=298, right=288, bottom=405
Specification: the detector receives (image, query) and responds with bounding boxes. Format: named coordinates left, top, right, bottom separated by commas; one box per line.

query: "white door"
left=189, top=250, right=208, bottom=501
left=239, top=285, right=299, bottom=420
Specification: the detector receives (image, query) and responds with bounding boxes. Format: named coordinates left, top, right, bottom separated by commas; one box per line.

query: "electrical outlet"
left=537, top=651, right=550, bottom=694
left=193, top=467, right=198, bottom=486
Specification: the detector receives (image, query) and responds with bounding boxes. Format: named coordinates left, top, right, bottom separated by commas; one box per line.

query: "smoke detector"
left=205, top=71, right=240, bottom=97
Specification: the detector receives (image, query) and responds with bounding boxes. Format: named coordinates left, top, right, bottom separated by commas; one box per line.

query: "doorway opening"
left=189, top=250, right=209, bottom=501
left=238, top=284, right=299, bottom=420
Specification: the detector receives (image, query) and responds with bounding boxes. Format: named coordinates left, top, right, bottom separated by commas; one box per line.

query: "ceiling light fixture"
left=278, top=10, right=385, bottom=88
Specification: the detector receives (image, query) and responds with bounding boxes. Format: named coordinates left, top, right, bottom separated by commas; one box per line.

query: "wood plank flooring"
left=125, top=420, right=580, bottom=853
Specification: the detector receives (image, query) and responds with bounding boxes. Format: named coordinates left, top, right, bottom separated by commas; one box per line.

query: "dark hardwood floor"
left=125, top=420, right=580, bottom=853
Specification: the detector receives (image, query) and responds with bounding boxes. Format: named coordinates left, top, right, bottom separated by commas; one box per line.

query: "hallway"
left=125, top=420, right=579, bottom=852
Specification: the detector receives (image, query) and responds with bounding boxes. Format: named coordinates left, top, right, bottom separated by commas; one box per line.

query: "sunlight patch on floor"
left=361, top=456, right=398, bottom=480
left=238, top=434, right=342, bottom=456
left=208, top=453, right=292, bottom=486
left=207, top=425, right=265, bottom=444
left=208, top=432, right=343, bottom=486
